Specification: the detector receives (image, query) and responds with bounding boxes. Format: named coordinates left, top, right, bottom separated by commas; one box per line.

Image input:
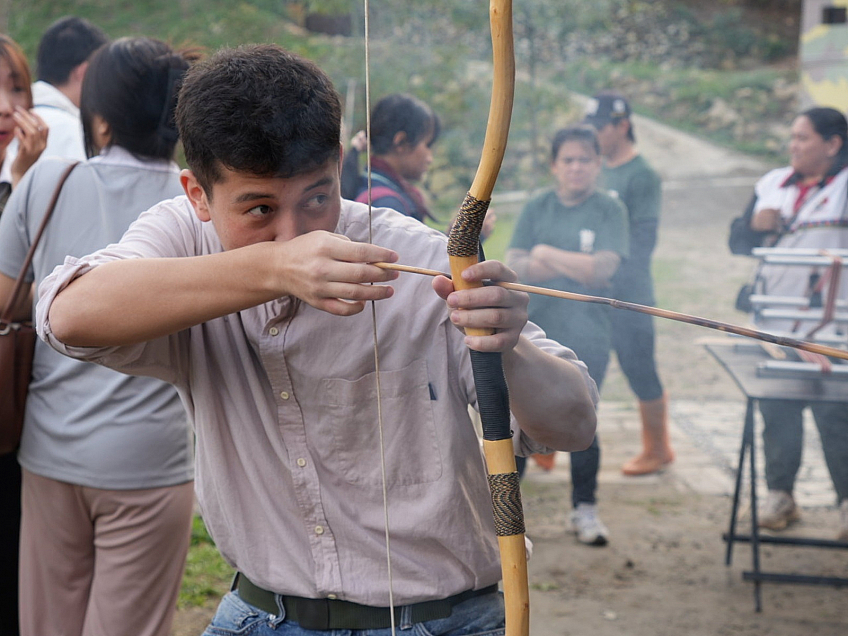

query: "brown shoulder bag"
left=0, top=162, right=78, bottom=454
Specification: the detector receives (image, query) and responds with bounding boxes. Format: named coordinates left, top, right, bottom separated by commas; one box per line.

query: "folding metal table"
left=704, top=340, right=848, bottom=611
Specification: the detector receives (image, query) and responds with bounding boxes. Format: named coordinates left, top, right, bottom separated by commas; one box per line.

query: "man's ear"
left=70, top=61, right=88, bottom=86
left=827, top=136, right=843, bottom=159
left=181, top=169, right=212, bottom=222
left=392, top=131, right=409, bottom=150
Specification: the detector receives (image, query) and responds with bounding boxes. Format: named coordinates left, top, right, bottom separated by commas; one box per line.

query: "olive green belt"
left=234, top=572, right=498, bottom=630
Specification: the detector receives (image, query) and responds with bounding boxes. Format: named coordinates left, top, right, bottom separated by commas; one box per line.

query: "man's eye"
left=303, top=194, right=328, bottom=210
left=247, top=205, right=272, bottom=217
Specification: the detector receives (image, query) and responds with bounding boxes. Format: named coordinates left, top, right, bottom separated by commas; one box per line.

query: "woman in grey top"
left=0, top=38, right=197, bottom=636
left=0, top=31, right=48, bottom=636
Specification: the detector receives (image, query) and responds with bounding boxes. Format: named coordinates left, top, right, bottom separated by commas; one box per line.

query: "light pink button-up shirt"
left=38, top=197, right=596, bottom=606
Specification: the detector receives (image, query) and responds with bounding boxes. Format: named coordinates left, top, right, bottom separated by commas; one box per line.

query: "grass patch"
left=559, top=59, right=795, bottom=157
left=481, top=211, right=517, bottom=263
left=178, top=515, right=234, bottom=609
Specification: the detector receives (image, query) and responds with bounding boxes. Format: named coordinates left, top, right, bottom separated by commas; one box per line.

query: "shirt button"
left=296, top=458, right=307, bottom=467
left=280, top=391, right=290, bottom=400
left=327, top=594, right=337, bottom=600
left=315, top=526, right=324, bottom=535
left=269, top=327, right=279, bottom=336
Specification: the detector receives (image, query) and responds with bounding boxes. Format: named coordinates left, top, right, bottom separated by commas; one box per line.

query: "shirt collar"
left=91, top=145, right=179, bottom=174
left=32, top=81, right=80, bottom=118
left=780, top=163, right=845, bottom=189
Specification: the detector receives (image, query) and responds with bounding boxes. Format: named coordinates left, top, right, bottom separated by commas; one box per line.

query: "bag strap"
left=1, top=161, right=80, bottom=325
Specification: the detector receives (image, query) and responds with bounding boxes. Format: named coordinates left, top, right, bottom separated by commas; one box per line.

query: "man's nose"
left=0, top=90, right=13, bottom=115
left=272, top=213, right=302, bottom=243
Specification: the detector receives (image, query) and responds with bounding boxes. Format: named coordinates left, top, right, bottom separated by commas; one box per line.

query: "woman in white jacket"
left=747, top=106, right=848, bottom=541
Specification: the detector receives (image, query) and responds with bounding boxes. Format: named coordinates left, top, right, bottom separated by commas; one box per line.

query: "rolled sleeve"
left=36, top=255, right=98, bottom=357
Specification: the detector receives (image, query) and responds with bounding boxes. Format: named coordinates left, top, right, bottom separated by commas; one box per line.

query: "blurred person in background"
left=0, top=33, right=49, bottom=636
left=29, top=15, right=108, bottom=161
left=0, top=36, right=48, bottom=213
left=507, top=125, right=628, bottom=546
left=0, top=37, right=197, bottom=636
left=342, top=92, right=496, bottom=239
left=341, top=92, right=440, bottom=222
left=740, top=106, right=848, bottom=541
left=584, top=91, right=673, bottom=477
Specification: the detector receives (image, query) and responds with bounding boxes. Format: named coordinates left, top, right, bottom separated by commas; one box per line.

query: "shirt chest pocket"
left=318, top=359, right=443, bottom=487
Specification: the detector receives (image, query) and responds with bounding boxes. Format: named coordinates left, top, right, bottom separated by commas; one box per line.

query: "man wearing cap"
left=584, top=91, right=674, bottom=476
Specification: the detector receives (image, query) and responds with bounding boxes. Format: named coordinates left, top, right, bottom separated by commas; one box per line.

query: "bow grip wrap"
left=470, top=350, right=512, bottom=442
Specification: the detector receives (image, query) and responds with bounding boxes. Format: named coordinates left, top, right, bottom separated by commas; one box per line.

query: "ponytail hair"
left=81, top=37, right=200, bottom=160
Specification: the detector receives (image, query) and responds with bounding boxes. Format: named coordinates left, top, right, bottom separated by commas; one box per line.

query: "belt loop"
left=230, top=572, right=240, bottom=592
left=399, top=604, right=413, bottom=630
left=274, top=592, right=286, bottom=621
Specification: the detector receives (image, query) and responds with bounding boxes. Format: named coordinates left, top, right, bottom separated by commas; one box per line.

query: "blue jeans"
left=202, top=589, right=505, bottom=636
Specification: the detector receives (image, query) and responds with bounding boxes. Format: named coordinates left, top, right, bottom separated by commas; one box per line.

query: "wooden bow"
left=446, top=3, right=529, bottom=636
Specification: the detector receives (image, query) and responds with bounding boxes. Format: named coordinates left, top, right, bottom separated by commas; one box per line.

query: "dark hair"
left=799, top=107, right=848, bottom=170
left=0, top=35, right=33, bottom=108
left=36, top=16, right=108, bottom=86
left=81, top=37, right=194, bottom=161
left=176, top=45, right=342, bottom=195
left=551, top=125, right=600, bottom=161
left=370, top=93, right=440, bottom=155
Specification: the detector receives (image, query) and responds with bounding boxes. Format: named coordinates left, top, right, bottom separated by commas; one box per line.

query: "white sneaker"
left=838, top=500, right=848, bottom=543
left=570, top=503, right=609, bottom=546
left=758, top=490, right=800, bottom=531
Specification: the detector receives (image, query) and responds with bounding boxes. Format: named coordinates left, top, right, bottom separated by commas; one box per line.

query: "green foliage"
left=480, top=210, right=515, bottom=263
left=560, top=58, right=795, bottom=156
left=179, top=515, right=234, bottom=608
left=7, top=0, right=798, bottom=194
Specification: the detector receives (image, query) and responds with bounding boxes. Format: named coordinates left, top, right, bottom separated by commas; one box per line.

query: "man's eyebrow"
left=305, top=176, right=333, bottom=191
left=231, top=176, right=333, bottom=204
left=233, top=191, right=276, bottom=204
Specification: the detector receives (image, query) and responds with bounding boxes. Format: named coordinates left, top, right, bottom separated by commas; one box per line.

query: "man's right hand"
left=270, top=231, right=399, bottom=316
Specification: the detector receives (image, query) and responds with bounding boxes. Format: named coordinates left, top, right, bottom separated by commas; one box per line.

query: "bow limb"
left=447, top=3, right=528, bottom=636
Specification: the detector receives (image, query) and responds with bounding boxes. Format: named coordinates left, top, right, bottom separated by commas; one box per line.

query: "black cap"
left=583, top=92, right=631, bottom=128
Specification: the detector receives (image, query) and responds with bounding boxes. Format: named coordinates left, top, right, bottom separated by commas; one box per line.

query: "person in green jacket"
left=507, top=125, right=629, bottom=545
left=585, top=91, right=674, bottom=476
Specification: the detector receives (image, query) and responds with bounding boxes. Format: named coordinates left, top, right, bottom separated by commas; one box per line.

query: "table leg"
left=725, top=399, right=751, bottom=566
left=746, top=398, right=763, bottom=612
